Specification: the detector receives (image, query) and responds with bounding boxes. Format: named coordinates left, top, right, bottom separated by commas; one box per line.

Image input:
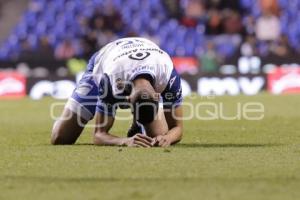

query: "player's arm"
left=93, top=112, right=154, bottom=147
left=155, top=67, right=183, bottom=147
left=165, top=105, right=183, bottom=144
left=152, top=66, right=183, bottom=147
left=154, top=105, right=183, bottom=147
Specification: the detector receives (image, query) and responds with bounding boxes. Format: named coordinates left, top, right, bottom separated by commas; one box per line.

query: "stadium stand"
left=0, top=0, right=29, bottom=45
left=0, top=0, right=299, bottom=63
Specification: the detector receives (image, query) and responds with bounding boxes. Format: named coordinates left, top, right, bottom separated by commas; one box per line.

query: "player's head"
left=129, top=74, right=159, bottom=125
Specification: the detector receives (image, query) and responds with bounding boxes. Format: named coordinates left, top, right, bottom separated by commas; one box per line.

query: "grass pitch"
left=1, top=94, right=300, bottom=200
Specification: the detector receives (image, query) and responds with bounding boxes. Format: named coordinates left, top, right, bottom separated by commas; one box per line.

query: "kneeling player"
left=51, top=37, right=183, bottom=147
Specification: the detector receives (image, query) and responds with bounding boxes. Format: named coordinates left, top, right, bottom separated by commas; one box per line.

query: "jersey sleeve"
left=161, top=68, right=183, bottom=109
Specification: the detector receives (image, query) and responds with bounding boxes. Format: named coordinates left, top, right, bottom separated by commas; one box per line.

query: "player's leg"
left=51, top=73, right=99, bottom=145
left=51, top=52, right=100, bottom=145
left=51, top=107, right=87, bottom=144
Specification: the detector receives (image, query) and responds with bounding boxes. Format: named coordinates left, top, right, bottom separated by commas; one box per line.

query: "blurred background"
left=0, top=0, right=300, bottom=99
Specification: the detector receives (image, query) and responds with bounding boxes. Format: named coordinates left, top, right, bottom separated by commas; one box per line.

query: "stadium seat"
left=1, top=0, right=300, bottom=60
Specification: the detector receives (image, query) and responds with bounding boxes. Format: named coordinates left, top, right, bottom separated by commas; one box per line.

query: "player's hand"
left=153, top=135, right=171, bottom=147
left=124, top=133, right=154, bottom=148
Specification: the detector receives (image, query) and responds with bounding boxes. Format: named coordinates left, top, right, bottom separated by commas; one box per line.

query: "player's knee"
left=51, top=125, right=63, bottom=145
left=51, top=129, right=75, bottom=145
left=51, top=129, right=59, bottom=145
left=50, top=121, right=74, bottom=145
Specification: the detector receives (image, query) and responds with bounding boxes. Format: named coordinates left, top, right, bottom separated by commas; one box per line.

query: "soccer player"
left=51, top=37, right=183, bottom=147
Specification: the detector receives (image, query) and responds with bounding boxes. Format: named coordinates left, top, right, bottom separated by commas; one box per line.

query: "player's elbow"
left=178, top=127, right=183, bottom=141
left=93, top=132, right=106, bottom=145
left=172, top=126, right=183, bottom=145
left=178, top=132, right=183, bottom=142
left=176, top=132, right=183, bottom=144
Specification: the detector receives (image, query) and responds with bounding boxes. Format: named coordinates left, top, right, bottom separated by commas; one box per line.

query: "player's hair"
left=130, top=78, right=159, bottom=124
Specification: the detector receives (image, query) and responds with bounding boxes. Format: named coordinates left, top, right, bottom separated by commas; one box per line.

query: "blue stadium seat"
left=1, top=0, right=300, bottom=60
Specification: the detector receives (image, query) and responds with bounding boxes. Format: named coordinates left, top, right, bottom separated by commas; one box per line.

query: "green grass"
left=1, top=94, right=300, bottom=200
